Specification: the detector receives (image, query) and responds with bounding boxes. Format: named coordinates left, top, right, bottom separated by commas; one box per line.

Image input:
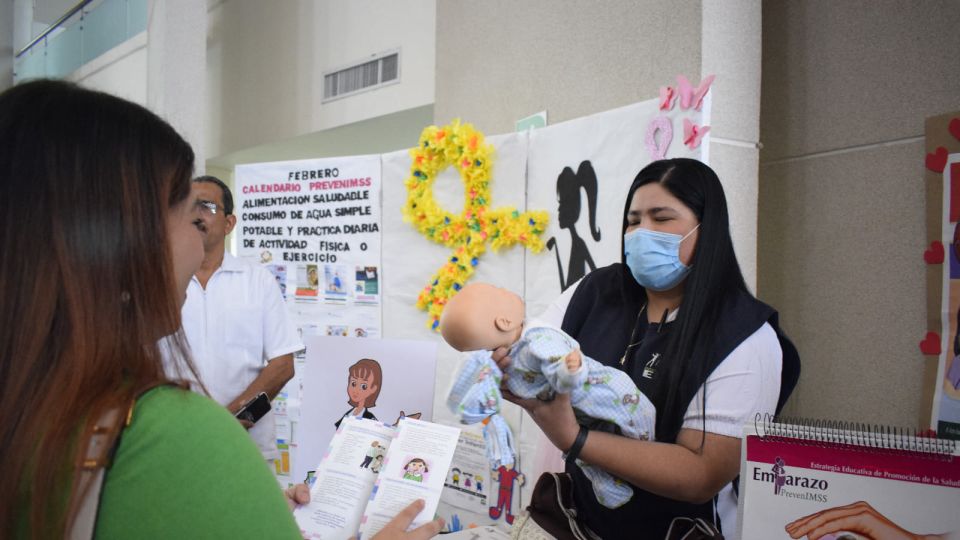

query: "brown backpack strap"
left=66, top=382, right=174, bottom=539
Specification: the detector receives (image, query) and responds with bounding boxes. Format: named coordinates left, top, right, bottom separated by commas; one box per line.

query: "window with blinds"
left=323, top=51, right=400, bottom=102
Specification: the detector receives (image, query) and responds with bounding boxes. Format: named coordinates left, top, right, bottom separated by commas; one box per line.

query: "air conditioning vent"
left=323, top=51, right=400, bottom=101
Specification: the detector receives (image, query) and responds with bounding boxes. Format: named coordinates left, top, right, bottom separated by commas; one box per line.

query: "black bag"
left=663, top=517, right=724, bottom=540
left=510, top=472, right=598, bottom=540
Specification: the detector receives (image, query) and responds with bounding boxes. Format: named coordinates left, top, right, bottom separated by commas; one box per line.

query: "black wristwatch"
left=565, top=425, right=589, bottom=464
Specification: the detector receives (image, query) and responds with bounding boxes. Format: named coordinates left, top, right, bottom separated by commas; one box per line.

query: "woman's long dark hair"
left=0, top=80, right=196, bottom=537
left=621, top=158, right=749, bottom=442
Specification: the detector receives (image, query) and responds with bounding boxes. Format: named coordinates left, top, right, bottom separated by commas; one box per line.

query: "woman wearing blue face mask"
left=497, top=158, right=800, bottom=538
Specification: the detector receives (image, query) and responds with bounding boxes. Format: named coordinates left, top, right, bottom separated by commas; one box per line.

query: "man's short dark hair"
left=193, top=175, right=234, bottom=215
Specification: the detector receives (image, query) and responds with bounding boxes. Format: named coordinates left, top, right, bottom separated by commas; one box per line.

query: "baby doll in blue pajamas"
left=441, top=282, right=655, bottom=509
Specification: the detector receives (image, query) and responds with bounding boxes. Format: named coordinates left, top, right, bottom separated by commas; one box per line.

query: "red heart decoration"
left=919, top=331, right=941, bottom=355
left=924, top=241, right=945, bottom=264
left=927, top=147, right=948, bottom=173
left=950, top=118, right=960, bottom=142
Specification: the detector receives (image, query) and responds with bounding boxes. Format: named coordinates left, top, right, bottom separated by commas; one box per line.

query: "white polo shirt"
left=180, top=252, right=303, bottom=460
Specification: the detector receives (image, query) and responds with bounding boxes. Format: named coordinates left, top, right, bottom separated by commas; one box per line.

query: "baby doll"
left=441, top=282, right=655, bottom=509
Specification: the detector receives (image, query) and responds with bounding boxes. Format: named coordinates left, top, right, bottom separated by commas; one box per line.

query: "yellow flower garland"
left=402, top=120, right=549, bottom=330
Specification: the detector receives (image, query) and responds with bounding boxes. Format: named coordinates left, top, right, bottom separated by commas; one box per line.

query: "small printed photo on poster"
left=401, top=456, right=430, bottom=483
left=326, top=325, right=349, bottom=337
left=352, top=326, right=380, bottom=339
left=295, top=264, right=319, bottom=301
left=354, top=266, right=380, bottom=305
left=266, top=264, right=288, bottom=299
left=324, top=264, right=349, bottom=303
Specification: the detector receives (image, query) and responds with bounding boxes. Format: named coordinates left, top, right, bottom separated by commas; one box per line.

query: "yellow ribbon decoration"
left=402, top=120, right=549, bottom=330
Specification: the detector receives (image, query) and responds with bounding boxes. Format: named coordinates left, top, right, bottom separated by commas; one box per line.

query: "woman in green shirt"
left=0, top=80, right=440, bottom=540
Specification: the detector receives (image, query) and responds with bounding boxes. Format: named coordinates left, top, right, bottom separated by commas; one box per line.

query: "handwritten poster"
left=235, top=155, right=383, bottom=484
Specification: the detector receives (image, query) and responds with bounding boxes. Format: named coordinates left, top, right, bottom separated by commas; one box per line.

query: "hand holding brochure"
left=294, top=416, right=460, bottom=539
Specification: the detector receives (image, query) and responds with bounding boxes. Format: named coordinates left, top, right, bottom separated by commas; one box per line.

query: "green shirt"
left=94, top=386, right=300, bottom=538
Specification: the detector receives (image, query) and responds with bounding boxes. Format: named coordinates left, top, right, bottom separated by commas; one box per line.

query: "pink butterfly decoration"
left=683, top=118, right=710, bottom=149
left=676, top=74, right=715, bottom=111
left=659, top=86, right=676, bottom=111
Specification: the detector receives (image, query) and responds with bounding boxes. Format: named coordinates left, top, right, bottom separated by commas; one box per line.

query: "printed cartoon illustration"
left=370, top=454, right=384, bottom=474
left=307, top=264, right=319, bottom=289
left=391, top=410, right=422, bottom=427
left=326, top=325, right=348, bottom=336
left=360, top=440, right=383, bottom=469
left=403, top=458, right=429, bottom=482
left=489, top=463, right=525, bottom=524
left=475, top=474, right=483, bottom=492
left=451, top=467, right=461, bottom=486
left=335, top=358, right=381, bottom=428
left=464, top=473, right=472, bottom=489
left=546, top=161, right=601, bottom=291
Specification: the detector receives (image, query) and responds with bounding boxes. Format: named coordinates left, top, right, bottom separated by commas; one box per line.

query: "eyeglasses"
left=197, top=200, right=224, bottom=216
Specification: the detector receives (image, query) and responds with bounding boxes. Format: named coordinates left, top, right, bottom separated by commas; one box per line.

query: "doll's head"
left=440, top=282, right=525, bottom=351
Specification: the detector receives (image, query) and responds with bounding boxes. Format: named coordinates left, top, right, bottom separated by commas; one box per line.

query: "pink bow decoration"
left=683, top=118, right=710, bottom=149
left=659, top=86, right=676, bottom=111
left=644, top=116, right=673, bottom=160
left=677, top=74, right=715, bottom=111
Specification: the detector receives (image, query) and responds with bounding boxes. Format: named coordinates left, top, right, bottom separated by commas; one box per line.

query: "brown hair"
left=404, top=458, right=429, bottom=473
left=347, top=358, right=382, bottom=407
left=0, top=80, right=197, bottom=537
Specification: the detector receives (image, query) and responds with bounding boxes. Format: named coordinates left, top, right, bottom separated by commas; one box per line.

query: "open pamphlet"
left=294, top=416, right=461, bottom=539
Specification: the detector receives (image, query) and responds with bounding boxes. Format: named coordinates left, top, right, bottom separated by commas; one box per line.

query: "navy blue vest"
left=560, top=263, right=800, bottom=538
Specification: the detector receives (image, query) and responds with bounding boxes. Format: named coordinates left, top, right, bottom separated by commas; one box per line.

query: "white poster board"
left=234, top=155, right=384, bottom=483
left=524, top=96, right=711, bottom=316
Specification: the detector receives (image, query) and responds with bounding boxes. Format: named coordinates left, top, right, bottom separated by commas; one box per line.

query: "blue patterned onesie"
left=448, top=320, right=655, bottom=508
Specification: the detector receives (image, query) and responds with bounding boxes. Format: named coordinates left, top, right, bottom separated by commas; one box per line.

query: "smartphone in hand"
left=235, top=392, right=271, bottom=424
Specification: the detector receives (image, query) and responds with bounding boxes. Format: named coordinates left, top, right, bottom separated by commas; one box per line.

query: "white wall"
left=66, top=32, right=147, bottom=106
left=311, top=1, right=435, bottom=130
left=206, top=0, right=435, bottom=159
left=758, top=0, right=960, bottom=426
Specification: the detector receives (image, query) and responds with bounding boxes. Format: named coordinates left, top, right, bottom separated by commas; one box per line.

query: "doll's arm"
left=565, top=349, right=582, bottom=370
left=532, top=330, right=587, bottom=393
left=554, top=349, right=586, bottom=391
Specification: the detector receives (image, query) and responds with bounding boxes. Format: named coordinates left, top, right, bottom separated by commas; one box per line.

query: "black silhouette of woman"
left=546, top=161, right=601, bottom=291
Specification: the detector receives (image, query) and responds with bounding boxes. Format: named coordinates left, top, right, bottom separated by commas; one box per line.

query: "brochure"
left=295, top=416, right=460, bottom=539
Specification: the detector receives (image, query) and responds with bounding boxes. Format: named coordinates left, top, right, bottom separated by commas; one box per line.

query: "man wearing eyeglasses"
left=177, top=175, right=303, bottom=463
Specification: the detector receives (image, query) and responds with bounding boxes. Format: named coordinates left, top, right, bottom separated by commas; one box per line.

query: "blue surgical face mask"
left=623, top=224, right=699, bottom=291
